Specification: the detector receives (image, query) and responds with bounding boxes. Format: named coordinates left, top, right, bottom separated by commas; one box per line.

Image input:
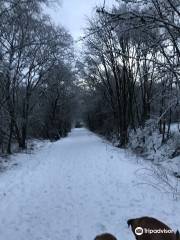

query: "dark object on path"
left=94, top=233, right=117, bottom=240
left=171, top=147, right=180, bottom=159
left=174, top=172, right=180, bottom=179
left=75, top=121, right=83, bottom=128
left=127, top=216, right=179, bottom=240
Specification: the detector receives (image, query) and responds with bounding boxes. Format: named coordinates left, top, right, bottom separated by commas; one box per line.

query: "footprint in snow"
left=110, top=210, right=116, bottom=216
left=76, top=234, right=83, bottom=240
left=96, top=223, right=107, bottom=232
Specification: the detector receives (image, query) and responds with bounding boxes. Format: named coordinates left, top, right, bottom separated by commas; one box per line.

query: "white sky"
left=46, top=0, right=116, bottom=41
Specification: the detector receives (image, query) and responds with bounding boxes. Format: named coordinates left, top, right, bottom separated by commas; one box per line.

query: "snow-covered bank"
left=0, top=128, right=179, bottom=240
left=128, top=121, right=180, bottom=179
left=0, top=139, right=50, bottom=172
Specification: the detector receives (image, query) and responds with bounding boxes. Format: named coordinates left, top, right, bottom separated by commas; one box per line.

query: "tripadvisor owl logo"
left=135, top=227, right=143, bottom=236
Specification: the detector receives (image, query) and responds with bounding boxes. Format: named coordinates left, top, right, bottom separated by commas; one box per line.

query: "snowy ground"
left=170, top=123, right=180, bottom=133
left=0, top=128, right=179, bottom=240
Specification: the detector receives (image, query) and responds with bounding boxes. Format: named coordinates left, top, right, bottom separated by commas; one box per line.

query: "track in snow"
left=0, top=128, right=179, bottom=240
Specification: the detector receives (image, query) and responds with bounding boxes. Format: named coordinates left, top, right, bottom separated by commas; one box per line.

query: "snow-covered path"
left=0, top=128, right=179, bottom=240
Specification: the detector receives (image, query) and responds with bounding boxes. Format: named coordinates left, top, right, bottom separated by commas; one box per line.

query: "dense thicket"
left=80, top=0, right=180, bottom=146
left=0, top=0, right=75, bottom=153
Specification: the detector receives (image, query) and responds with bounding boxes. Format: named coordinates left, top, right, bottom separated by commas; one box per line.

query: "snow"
left=128, top=120, right=180, bottom=178
left=0, top=128, right=179, bottom=240
left=170, top=123, right=180, bottom=133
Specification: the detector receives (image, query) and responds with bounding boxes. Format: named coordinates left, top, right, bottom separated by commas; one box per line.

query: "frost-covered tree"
left=0, top=0, right=75, bottom=153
